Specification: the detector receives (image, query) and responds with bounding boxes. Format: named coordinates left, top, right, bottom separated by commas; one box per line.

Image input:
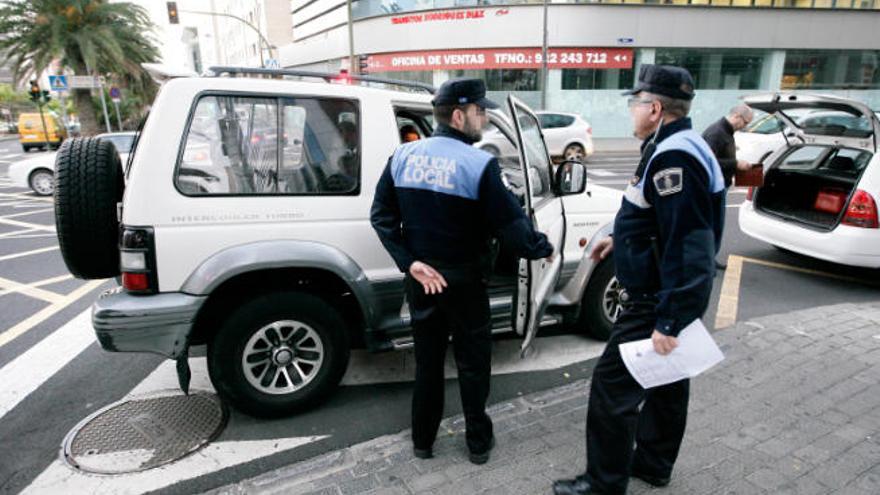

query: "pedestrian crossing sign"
left=48, top=75, right=68, bottom=91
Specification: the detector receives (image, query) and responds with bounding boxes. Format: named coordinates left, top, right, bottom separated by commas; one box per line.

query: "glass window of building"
left=561, top=66, right=636, bottom=90
left=782, top=50, right=880, bottom=90
left=450, top=69, right=543, bottom=91
left=654, top=48, right=767, bottom=90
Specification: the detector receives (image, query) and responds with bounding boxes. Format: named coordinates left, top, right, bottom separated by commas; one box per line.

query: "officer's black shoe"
left=468, top=436, right=495, bottom=465
left=413, top=447, right=433, bottom=459
left=715, top=259, right=727, bottom=270
left=552, top=475, right=606, bottom=495
left=631, top=470, right=671, bottom=487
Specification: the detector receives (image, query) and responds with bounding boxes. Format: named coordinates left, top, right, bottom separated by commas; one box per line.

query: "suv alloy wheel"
left=208, top=291, right=350, bottom=417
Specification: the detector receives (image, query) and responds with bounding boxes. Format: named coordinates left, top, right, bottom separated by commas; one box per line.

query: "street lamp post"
left=181, top=9, right=276, bottom=67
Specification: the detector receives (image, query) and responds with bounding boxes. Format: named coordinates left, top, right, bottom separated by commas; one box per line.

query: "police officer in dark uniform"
left=553, top=65, right=724, bottom=494
left=370, top=78, right=553, bottom=465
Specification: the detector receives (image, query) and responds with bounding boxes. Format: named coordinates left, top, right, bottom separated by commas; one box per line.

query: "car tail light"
left=746, top=187, right=754, bottom=201
left=586, top=126, right=592, bottom=136
left=842, top=189, right=879, bottom=229
left=120, top=226, right=159, bottom=293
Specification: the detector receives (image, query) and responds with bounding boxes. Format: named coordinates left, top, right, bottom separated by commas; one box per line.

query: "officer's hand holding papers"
left=620, top=319, right=724, bottom=389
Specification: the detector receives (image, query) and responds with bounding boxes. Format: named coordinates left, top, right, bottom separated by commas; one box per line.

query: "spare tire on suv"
left=54, top=137, right=124, bottom=279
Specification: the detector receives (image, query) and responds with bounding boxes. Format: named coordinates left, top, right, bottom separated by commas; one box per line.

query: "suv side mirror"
left=554, top=160, right=587, bottom=196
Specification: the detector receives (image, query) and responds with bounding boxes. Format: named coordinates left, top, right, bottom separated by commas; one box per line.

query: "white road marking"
left=0, top=232, right=58, bottom=239
left=0, top=228, right=37, bottom=239
left=0, top=153, right=21, bottom=159
left=587, top=170, right=617, bottom=177
left=0, top=192, right=53, bottom=203
left=0, top=207, right=54, bottom=219
left=22, top=436, right=329, bottom=495
left=0, top=217, right=55, bottom=232
left=0, top=310, right=94, bottom=421
left=0, top=245, right=58, bottom=261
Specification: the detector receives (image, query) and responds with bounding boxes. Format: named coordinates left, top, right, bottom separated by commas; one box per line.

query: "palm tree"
left=0, top=1, right=160, bottom=135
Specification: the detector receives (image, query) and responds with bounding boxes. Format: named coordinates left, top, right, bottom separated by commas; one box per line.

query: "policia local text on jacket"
left=370, top=122, right=552, bottom=461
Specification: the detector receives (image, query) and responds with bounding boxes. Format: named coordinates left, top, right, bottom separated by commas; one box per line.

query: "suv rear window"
left=176, top=94, right=360, bottom=196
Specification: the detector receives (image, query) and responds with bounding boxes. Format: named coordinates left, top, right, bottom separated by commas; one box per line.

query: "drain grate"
left=62, top=390, right=227, bottom=474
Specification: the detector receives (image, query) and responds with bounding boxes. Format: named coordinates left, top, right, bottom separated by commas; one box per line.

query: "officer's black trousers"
left=405, top=274, right=494, bottom=455
left=585, top=302, right=690, bottom=494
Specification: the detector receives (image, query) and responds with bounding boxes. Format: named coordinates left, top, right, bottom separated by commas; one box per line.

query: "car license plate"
left=24, top=134, right=37, bottom=139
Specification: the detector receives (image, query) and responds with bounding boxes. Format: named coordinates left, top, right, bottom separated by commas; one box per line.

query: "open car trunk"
left=754, top=145, right=872, bottom=231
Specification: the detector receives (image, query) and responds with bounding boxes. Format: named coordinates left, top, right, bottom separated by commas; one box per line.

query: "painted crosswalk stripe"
left=588, top=169, right=617, bottom=177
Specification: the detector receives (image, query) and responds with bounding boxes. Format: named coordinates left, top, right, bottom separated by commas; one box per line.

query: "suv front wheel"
left=208, top=291, right=350, bottom=418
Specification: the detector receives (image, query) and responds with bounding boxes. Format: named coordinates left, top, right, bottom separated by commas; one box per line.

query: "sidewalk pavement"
left=213, top=302, right=880, bottom=495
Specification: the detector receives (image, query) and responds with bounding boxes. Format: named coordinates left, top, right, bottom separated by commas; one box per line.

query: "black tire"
left=208, top=292, right=351, bottom=418
left=578, top=260, right=620, bottom=341
left=54, top=137, right=124, bottom=279
left=21, top=144, right=29, bottom=153
left=28, top=168, right=54, bottom=196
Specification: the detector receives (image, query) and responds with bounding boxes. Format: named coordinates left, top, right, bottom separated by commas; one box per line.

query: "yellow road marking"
left=0, top=274, right=72, bottom=298
left=0, top=217, right=55, bottom=232
left=0, top=246, right=59, bottom=262
left=0, top=208, right=54, bottom=220
left=714, top=255, right=744, bottom=329
left=739, top=256, right=878, bottom=286
left=0, top=279, right=106, bottom=350
left=714, top=254, right=879, bottom=330
left=0, top=275, right=63, bottom=303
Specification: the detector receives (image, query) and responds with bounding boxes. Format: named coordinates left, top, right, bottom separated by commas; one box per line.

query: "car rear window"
left=538, top=114, right=575, bottom=129
left=176, top=94, right=360, bottom=196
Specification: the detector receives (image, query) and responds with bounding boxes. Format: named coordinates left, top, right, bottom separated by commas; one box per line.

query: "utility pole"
left=540, top=0, right=549, bottom=111
left=347, top=0, right=356, bottom=73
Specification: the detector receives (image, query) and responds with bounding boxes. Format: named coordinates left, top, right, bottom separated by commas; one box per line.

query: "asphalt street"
left=1, top=136, right=879, bottom=495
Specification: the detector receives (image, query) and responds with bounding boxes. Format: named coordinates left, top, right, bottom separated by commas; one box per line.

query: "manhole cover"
left=62, top=390, right=227, bottom=474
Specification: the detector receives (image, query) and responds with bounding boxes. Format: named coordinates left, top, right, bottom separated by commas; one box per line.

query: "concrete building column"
left=760, top=50, right=787, bottom=91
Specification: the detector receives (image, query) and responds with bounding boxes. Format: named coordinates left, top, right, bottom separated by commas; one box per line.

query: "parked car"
left=477, top=111, right=593, bottom=162
left=735, top=108, right=878, bottom=165
left=7, top=132, right=135, bottom=196
left=738, top=93, right=880, bottom=268
left=50, top=68, right=624, bottom=418
left=17, top=112, right=68, bottom=152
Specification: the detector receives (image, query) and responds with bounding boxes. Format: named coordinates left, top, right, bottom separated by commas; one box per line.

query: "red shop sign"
left=365, top=48, right=634, bottom=72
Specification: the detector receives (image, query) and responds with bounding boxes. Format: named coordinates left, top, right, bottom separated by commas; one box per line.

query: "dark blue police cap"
left=432, top=78, right=500, bottom=109
left=623, top=64, right=695, bottom=101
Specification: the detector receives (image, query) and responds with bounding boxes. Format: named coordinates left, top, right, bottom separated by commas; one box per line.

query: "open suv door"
left=508, top=95, right=585, bottom=355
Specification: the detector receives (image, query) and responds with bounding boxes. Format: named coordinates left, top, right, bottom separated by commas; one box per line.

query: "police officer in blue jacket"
left=371, top=78, right=553, bottom=465
left=553, top=65, right=724, bottom=495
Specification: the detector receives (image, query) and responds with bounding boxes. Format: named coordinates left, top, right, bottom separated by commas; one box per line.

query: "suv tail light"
left=120, top=226, right=159, bottom=293
left=842, top=190, right=879, bottom=229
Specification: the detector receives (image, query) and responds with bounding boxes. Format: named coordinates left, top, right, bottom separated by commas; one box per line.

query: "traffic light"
left=358, top=55, right=370, bottom=74
left=29, top=80, right=40, bottom=103
left=167, top=2, right=179, bottom=24
left=42, top=90, right=51, bottom=102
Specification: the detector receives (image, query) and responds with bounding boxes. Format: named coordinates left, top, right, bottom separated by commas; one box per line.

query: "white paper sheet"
left=619, top=319, right=724, bottom=389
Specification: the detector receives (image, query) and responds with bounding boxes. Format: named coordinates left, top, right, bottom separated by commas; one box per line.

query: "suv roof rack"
left=206, top=66, right=435, bottom=95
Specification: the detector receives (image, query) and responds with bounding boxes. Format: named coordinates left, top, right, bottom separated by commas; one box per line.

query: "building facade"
left=280, top=1, right=880, bottom=136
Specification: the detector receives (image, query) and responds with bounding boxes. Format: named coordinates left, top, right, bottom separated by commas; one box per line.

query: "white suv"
left=53, top=68, right=622, bottom=417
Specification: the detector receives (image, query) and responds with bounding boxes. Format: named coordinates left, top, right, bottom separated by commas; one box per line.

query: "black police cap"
left=623, top=64, right=695, bottom=101
left=432, top=78, right=500, bottom=109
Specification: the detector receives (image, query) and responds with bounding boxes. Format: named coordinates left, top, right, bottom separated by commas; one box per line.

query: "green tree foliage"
left=0, top=1, right=160, bottom=135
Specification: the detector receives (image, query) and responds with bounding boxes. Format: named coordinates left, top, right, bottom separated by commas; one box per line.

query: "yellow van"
left=18, top=112, right=67, bottom=152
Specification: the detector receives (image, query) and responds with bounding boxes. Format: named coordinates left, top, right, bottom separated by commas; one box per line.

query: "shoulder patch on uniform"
left=652, top=167, right=683, bottom=197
